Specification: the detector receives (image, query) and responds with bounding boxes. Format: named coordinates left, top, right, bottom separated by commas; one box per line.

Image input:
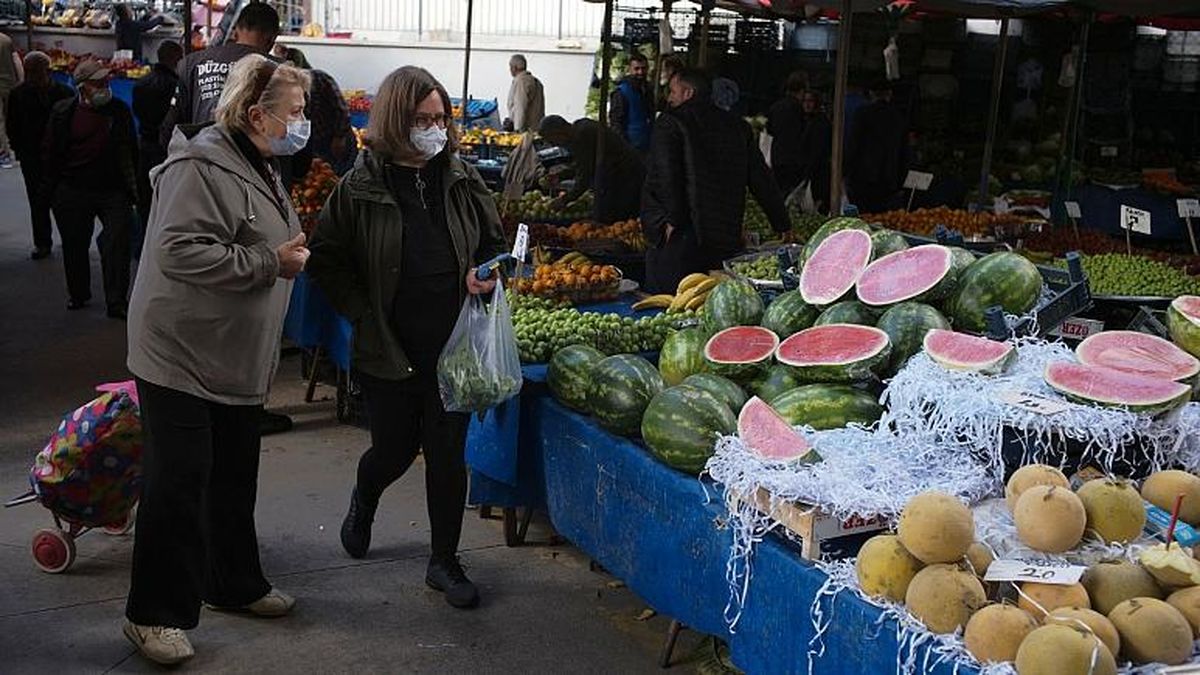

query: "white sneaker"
left=207, top=588, right=296, bottom=618
left=122, top=621, right=195, bottom=665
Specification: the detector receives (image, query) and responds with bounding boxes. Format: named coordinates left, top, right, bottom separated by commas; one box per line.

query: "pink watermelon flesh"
left=737, top=396, right=818, bottom=462
left=799, top=229, right=873, bottom=306
left=705, top=326, right=780, bottom=364
left=1044, top=361, right=1191, bottom=410
left=923, top=329, right=1014, bottom=372
left=856, top=245, right=953, bottom=306
left=1076, top=330, right=1200, bottom=382
left=1176, top=296, right=1200, bottom=324
left=776, top=324, right=889, bottom=366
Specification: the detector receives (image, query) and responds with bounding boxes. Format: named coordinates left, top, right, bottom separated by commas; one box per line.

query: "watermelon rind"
left=1076, top=330, right=1200, bottom=383
left=800, top=217, right=871, bottom=263
left=814, top=300, right=878, bottom=326
left=748, top=364, right=804, bottom=404
left=659, top=327, right=709, bottom=386
left=703, top=279, right=765, bottom=333
left=682, top=373, right=747, bottom=413
left=760, top=290, right=819, bottom=338
left=875, top=302, right=951, bottom=375
left=771, top=384, right=884, bottom=430
left=776, top=324, right=892, bottom=383
left=950, top=252, right=1043, bottom=333
left=856, top=245, right=957, bottom=307
left=588, top=354, right=665, bottom=435
left=871, top=229, right=910, bottom=259
left=799, top=228, right=874, bottom=306
left=704, top=326, right=780, bottom=383
left=1168, top=296, right=1200, bottom=359
left=923, top=328, right=1015, bottom=375
left=1043, top=362, right=1192, bottom=415
left=548, top=345, right=607, bottom=411
left=948, top=247, right=976, bottom=281
left=642, top=385, right=736, bottom=475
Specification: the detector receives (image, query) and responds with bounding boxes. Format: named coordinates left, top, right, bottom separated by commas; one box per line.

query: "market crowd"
left=1, top=2, right=910, bottom=667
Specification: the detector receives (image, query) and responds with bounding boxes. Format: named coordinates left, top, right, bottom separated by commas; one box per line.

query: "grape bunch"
left=511, top=307, right=680, bottom=363
left=1066, top=253, right=1200, bottom=298
left=731, top=255, right=781, bottom=281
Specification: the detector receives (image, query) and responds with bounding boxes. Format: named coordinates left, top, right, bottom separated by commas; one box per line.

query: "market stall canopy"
left=912, top=0, right=1069, bottom=16
left=1074, top=0, right=1200, bottom=16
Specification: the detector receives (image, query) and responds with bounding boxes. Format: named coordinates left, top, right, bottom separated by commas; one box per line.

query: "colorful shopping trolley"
left=5, top=383, right=143, bottom=573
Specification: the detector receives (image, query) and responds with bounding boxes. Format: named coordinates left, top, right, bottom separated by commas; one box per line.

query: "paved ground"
left=0, top=167, right=715, bottom=673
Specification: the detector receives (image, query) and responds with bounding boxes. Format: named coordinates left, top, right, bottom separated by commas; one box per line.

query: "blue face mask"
left=267, top=113, right=310, bottom=156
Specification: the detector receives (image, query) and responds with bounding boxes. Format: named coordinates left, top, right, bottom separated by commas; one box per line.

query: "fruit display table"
left=1066, top=183, right=1191, bottom=242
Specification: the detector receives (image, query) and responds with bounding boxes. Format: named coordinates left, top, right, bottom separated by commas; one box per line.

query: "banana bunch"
left=632, top=273, right=719, bottom=313
left=557, top=251, right=591, bottom=269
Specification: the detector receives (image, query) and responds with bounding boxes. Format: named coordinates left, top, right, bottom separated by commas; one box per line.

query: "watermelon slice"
left=1076, top=330, right=1199, bottom=382
left=1043, top=362, right=1192, bottom=415
left=737, top=396, right=821, bottom=463
left=1167, top=295, right=1200, bottom=359
left=799, top=228, right=873, bottom=306
left=775, top=323, right=891, bottom=382
left=856, top=245, right=956, bottom=307
left=704, top=326, right=780, bottom=383
left=923, top=329, right=1015, bottom=375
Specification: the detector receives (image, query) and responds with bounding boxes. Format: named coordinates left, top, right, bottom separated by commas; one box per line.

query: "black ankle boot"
left=425, top=556, right=480, bottom=609
left=340, top=487, right=376, bottom=559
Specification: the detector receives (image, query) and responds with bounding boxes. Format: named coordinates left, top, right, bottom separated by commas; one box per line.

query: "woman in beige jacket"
left=123, top=54, right=311, bottom=666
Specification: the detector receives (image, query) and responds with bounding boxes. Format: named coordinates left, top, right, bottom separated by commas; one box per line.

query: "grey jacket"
left=127, top=125, right=299, bottom=405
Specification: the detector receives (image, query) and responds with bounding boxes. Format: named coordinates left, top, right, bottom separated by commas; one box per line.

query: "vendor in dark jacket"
left=609, top=52, right=654, bottom=152
left=306, top=66, right=507, bottom=611
left=846, top=80, right=909, bottom=214
left=114, top=3, right=167, bottom=63
left=539, top=114, right=645, bottom=224
left=5, top=50, right=73, bottom=259
left=132, top=40, right=183, bottom=247
left=42, top=59, right=138, bottom=318
left=641, top=68, right=790, bottom=294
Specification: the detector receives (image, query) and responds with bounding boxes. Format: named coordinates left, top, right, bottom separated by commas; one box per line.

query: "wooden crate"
left=736, top=488, right=889, bottom=560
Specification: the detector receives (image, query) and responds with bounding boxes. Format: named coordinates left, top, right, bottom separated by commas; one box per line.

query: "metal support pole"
left=418, top=0, right=424, bottom=41
left=557, top=0, right=564, bottom=40
left=829, top=0, right=853, bottom=212
left=977, top=17, right=1010, bottom=212
left=461, top=0, right=474, bottom=127
left=698, top=7, right=711, bottom=67
left=598, top=0, right=614, bottom=128
left=1058, top=15, right=1092, bottom=207
left=25, top=0, right=35, bottom=51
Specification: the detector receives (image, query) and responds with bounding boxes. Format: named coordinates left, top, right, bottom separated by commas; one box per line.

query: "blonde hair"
left=365, top=66, right=459, bottom=163
left=214, top=54, right=311, bottom=132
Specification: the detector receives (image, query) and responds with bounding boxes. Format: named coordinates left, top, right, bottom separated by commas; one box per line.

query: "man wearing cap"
left=41, top=59, right=138, bottom=319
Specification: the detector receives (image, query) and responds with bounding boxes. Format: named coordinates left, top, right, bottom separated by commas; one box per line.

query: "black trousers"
left=52, top=183, right=132, bottom=310
left=645, top=229, right=728, bottom=295
left=355, top=370, right=470, bottom=561
left=126, top=379, right=271, bottom=629
left=19, top=160, right=53, bottom=251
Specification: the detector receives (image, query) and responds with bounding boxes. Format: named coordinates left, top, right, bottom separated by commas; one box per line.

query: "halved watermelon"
left=856, top=245, right=956, bottom=307
left=923, top=329, right=1015, bottom=375
left=1168, top=295, right=1200, bottom=359
left=1076, top=330, right=1200, bottom=383
left=737, top=396, right=821, bottom=463
left=776, top=323, right=891, bottom=382
left=704, top=326, right=780, bottom=383
left=1044, top=362, right=1192, bottom=415
left=799, top=228, right=873, bottom=306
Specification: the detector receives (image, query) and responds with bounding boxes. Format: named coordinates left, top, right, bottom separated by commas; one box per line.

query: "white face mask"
left=267, top=112, right=311, bottom=156
left=410, top=125, right=448, bottom=161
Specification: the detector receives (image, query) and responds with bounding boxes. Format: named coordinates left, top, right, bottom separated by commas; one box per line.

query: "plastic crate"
left=734, top=19, right=779, bottom=53
left=1128, top=305, right=1170, bottom=338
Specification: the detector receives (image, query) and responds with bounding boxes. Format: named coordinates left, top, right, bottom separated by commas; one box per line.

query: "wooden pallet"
left=736, top=488, right=889, bottom=560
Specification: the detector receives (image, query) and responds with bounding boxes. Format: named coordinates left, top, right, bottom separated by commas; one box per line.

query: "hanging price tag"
left=985, top=558, right=1087, bottom=586
left=1100, top=146, right=1118, bottom=158
left=1064, top=201, right=1082, bottom=219
left=1179, top=199, right=1200, bottom=219
left=511, top=223, right=530, bottom=261
left=1120, top=205, right=1152, bottom=235
left=903, top=170, right=934, bottom=191
left=997, top=390, right=1072, bottom=416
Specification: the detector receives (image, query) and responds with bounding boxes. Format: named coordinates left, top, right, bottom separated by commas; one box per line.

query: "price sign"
left=904, top=171, right=934, bottom=191
left=1120, top=205, right=1152, bottom=235
left=1179, top=199, right=1200, bottom=219
left=1064, top=201, right=1082, bottom=219
left=997, top=390, right=1072, bottom=416
left=1100, top=146, right=1119, bottom=158
left=511, top=223, right=530, bottom=261
left=1051, top=317, right=1105, bottom=340
left=986, top=558, right=1087, bottom=586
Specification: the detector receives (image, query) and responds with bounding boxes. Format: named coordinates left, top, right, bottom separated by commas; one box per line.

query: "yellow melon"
left=1045, top=606, right=1120, bottom=656
left=1076, top=478, right=1147, bottom=544
left=1005, top=464, right=1069, bottom=512
left=1108, top=597, right=1194, bottom=665
left=1016, top=582, right=1090, bottom=618
left=963, top=603, right=1037, bottom=663
left=1081, top=560, right=1163, bottom=615
left=1014, top=485, right=1086, bottom=553
left=965, top=542, right=994, bottom=578
left=1142, top=470, right=1200, bottom=525
left=855, top=534, right=924, bottom=603
left=1014, top=624, right=1116, bottom=675
left=1167, top=586, right=1200, bottom=638
left=904, top=563, right=987, bottom=634
left=896, top=492, right=975, bottom=564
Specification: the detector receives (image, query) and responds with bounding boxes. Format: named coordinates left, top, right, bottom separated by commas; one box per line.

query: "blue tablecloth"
left=534, top=396, right=974, bottom=675
left=282, top=272, right=352, bottom=369
left=1061, top=183, right=1188, bottom=242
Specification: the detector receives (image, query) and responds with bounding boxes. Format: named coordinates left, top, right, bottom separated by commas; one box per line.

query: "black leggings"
left=125, top=379, right=271, bottom=629
left=355, top=370, right=470, bottom=561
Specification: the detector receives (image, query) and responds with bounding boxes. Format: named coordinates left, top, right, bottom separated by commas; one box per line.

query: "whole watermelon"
left=702, top=279, right=764, bottom=333
left=548, top=344, right=606, bottom=411
left=814, top=300, right=878, bottom=326
left=659, top=328, right=708, bottom=386
left=772, top=384, right=884, bottom=430
left=871, top=229, right=909, bottom=258
left=948, top=247, right=976, bottom=281
left=642, top=385, right=736, bottom=474
left=875, top=302, right=951, bottom=374
left=950, top=252, right=1042, bottom=333
left=588, top=354, right=665, bottom=436
left=682, top=373, right=747, bottom=413
left=760, top=290, right=818, bottom=338
left=801, top=216, right=870, bottom=263
left=749, top=364, right=803, bottom=404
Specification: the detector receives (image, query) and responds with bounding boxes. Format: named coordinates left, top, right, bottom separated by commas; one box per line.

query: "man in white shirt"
left=504, top=54, right=544, bottom=133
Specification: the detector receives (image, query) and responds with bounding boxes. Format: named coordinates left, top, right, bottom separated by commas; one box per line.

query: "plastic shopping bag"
left=437, top=277, right=523, bottom=414
left=786, top=180, right=817, bottom=215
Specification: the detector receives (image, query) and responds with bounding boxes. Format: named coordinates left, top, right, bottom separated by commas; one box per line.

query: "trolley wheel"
left=31, top=528, right=76, bottom=573
left=102, top=504, right=137, bottom=536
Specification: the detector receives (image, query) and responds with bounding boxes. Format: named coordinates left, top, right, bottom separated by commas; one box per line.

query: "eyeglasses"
left=413, top=113, right=451, bottom=130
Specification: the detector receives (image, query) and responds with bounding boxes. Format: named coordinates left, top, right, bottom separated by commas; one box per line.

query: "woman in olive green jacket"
left=306, top=66, right=506, bottom=610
